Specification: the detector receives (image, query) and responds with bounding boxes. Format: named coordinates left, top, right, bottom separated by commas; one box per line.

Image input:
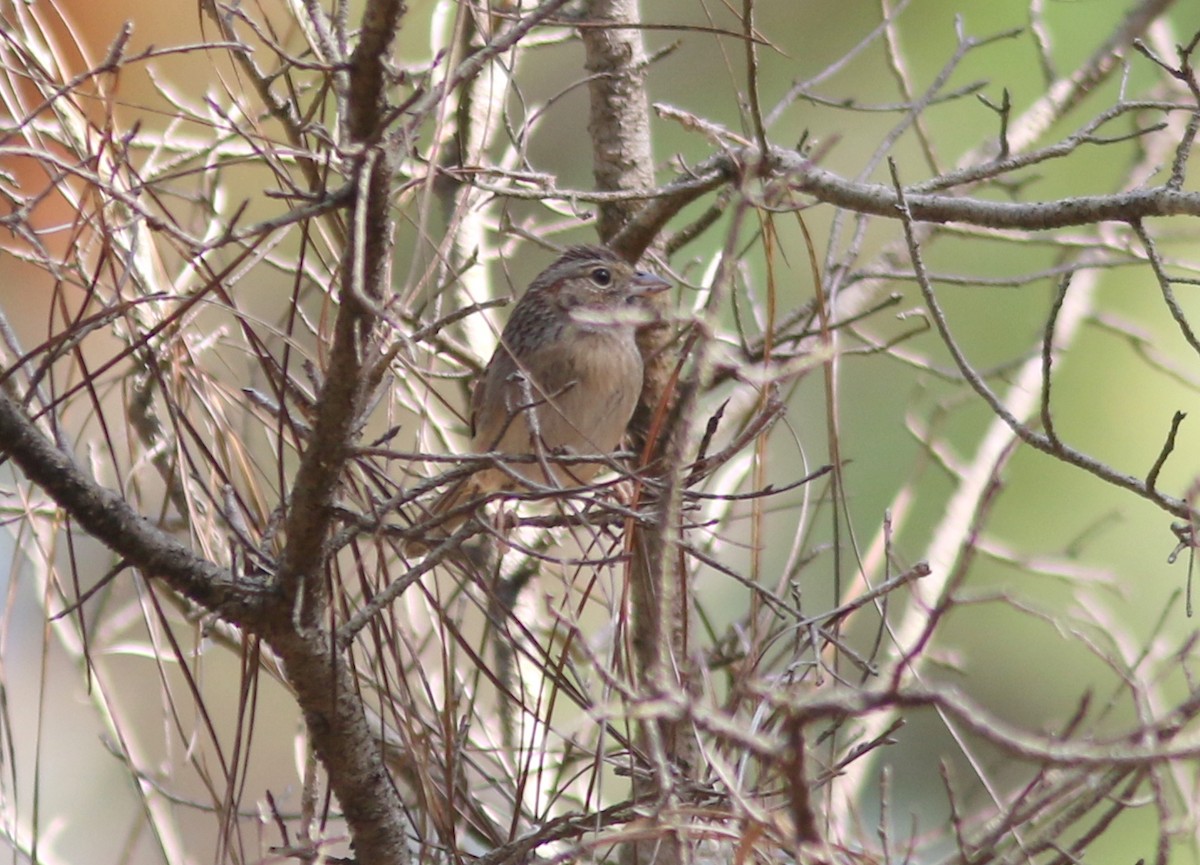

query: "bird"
left=405, top=245, right=671, bottom=554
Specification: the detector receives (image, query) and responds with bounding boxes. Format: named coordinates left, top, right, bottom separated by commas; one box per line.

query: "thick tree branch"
left=580, top=3, right=696, bottom=864
left=611, top=145, right=1200, bottom=248
left=582, top=0, right=657, bottom=242
left=792, top=158, right=1200, bottom=228
left=0, top=390, right=273, bottom=627
left=347, top=0, right=408, bottom=142
left=265, top=3, right=414, bottom=864
left=276, top=0, right=405, bottom=617
left=269, top=626, right=413, bottom=865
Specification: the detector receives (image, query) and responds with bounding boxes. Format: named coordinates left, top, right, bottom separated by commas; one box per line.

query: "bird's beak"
left=630, top=271, right=672, bottom=296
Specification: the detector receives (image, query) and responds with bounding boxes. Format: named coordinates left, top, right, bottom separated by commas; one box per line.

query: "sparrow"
left=406, top=245, right=670, bottom=553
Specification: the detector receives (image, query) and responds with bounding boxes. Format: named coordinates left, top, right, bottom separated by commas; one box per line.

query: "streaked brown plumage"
left=406, top=245, right=670, bottom=553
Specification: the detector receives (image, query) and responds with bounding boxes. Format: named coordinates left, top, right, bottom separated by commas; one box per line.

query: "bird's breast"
left=536, top=329, right=643, bottom=456
left=564, top=329, right=643, bottom=388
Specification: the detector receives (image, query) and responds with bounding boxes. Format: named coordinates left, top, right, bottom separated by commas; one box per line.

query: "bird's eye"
left=590, top=267, right=612, bottom=286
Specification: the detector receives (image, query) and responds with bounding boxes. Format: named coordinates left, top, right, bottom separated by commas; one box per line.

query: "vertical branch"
left=580, top=0, right=662, bottom=658
left=580, top=2, right=695, bottom=863
left=582, top=0, right=656, bottom=242
left=277, top=0, right=404, bottom=614
left=266, top=2, right=413, bottom=863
